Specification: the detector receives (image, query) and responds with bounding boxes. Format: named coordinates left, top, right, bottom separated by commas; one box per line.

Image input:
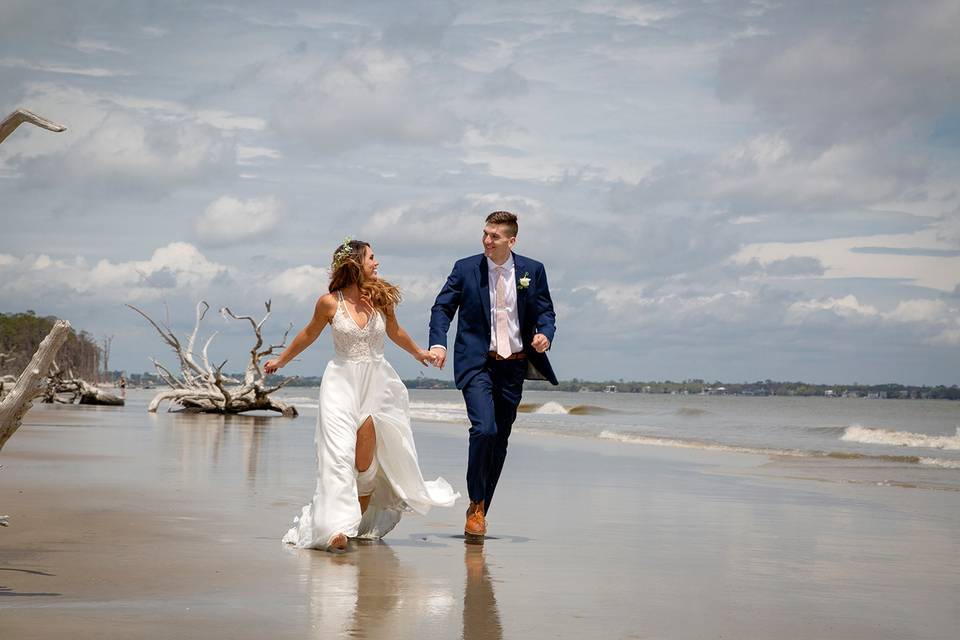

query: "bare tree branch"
left=0, top=108, right=66, bottom=146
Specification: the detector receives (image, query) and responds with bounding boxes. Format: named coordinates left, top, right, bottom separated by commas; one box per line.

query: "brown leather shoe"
left=464, top=501, right=486, bottom=544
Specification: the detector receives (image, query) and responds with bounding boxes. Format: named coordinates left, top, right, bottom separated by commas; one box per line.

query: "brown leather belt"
left=488, top=351, right=527, bottom=361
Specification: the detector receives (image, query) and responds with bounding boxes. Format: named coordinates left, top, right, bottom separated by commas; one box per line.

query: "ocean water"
left=276, top=387, right=960, bottom=490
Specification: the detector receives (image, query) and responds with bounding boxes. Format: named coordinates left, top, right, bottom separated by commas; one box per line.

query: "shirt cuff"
left=429, top=345, right=447, bottom=351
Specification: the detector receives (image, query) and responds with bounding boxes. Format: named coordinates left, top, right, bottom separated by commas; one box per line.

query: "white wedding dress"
left=282, top=292, right=459, bottom=550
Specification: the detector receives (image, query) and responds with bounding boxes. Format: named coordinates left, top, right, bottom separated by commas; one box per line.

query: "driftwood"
left=0, top=108, right=66, bottom=145
left=0, top=320, right=71, bottom=452
left=128, top=301, right=298, bottom=417
left=42, top=362, right=123, bottom=406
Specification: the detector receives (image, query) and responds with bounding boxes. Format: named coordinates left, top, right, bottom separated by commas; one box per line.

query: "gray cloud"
left=270, top=47, right=462, bottom=152
left=717, top=0, right=960, bottom=150
left=739, top=256, right=826, bottom=277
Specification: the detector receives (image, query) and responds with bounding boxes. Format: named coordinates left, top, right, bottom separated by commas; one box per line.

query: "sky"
left=1, top=0, right=959, bottom=385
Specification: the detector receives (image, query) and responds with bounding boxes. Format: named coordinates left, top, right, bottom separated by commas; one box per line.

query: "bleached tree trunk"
left=0, top=320, right=71, bottom=452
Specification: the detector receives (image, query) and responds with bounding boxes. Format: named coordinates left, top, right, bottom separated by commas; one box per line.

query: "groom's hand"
left=428, top=346, right=447, bottom=369
left=531, top=334, right=550, bottom=353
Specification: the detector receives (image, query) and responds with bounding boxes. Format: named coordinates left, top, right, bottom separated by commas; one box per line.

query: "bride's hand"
left=415, top=350, right=436, bottom=367
left=264, top=359, right=282, bottom=375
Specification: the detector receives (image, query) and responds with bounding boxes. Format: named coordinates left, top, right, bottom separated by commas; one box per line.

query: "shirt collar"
left=486, top=254, right=514, bottom=272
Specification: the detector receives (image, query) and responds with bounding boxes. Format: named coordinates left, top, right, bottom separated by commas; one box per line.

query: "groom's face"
left=482, top=224, right=516, bottom=262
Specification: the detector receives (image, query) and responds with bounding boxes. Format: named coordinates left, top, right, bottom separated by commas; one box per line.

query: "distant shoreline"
left=220, top=375, right=960, bottom=399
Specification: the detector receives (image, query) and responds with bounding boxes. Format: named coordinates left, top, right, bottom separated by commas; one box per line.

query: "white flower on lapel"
left=518, top=272, right=531, bottom=290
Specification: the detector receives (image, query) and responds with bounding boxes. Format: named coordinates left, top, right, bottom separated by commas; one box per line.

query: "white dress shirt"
left=487, top=256, right=523, bottom=355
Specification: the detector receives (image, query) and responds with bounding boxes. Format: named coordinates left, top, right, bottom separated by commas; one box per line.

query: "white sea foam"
left=409, top=401, right=468, bottom=423
left=595, top=430, right=960, bottom=470
left=841, top=425, right=960, bottom=450
left=597, top=430, right=805, bottom=458
left=919, top=457, right=960, bottom=469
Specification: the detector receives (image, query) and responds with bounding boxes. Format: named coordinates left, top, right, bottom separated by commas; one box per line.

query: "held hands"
left=531, top=333, right=550, bottom=353
left=428, top=347, right=447, bottom=370
left=415, top=349, right=438, bottom=367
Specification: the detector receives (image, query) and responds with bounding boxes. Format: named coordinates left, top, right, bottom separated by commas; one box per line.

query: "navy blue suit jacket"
left=429, top=253, right=558, bottom=390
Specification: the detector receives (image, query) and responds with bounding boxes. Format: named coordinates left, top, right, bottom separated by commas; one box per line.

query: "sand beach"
left=1, top=390, right=958, bottom=639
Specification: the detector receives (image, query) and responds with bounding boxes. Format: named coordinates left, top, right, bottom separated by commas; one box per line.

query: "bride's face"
left=361, top=246, right=379, bottom=279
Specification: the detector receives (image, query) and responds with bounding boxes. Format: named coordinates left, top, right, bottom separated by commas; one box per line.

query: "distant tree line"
left=0, top=311, right=102, bottom=381
left=523, top=378, right=960, bottom=399
left=259, top=375, right=958, bottom=399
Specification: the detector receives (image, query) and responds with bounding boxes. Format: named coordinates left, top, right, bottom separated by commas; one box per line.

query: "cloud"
left=271, top=48, right=461, bottom=151
left=717, top=1, right=960, bottom=149
left=0, top=243, right=232, bottom=303
left=705, top=134, right=926, bottom=209
left=739, top=256, right=826, bottom=278
left=195, top=196, right=283, bottom=246
left=68, top=38, right=128, bottom=55
left=237, top=146, right=282, bottom=164
left=786, top=294, right=879, bottom=325
left=886, top=299, right=949, bottom=324
left=785, top=294, right=960, bottom=345
left=360, top=193, right=551, bottom=255
left=594, top=287, right=758, bottom=325
left=268, top=265, right=329, bottom=303
left=0, top=57, right=133, bottom=77
left=56, top=111, right=233, bottom=187
left=935, top=206, right=960, bottom=247
left=735, top=228, right=960, bottom=292
left=0, top=83, right=273, bottom=190
left=475, top=66, right=530, bottom=99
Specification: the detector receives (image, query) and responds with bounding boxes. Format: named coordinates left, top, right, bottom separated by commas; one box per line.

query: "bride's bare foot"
left=328, top=533, right=348, bottom=552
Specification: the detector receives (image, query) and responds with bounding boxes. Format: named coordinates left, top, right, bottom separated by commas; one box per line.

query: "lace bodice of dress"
left=331, top=292, right=386, bottom=362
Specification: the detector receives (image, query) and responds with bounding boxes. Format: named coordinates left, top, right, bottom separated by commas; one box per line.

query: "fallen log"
left=42, top=363, right=124, bottom=406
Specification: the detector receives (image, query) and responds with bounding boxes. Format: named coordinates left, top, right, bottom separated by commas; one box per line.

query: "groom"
left=429, top=211, right=558, bottom=543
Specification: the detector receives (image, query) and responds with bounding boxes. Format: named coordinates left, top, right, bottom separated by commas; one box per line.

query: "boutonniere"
left=517, top=272, right=531, bottom=290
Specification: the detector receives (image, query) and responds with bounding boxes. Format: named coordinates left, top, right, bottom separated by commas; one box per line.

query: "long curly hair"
left=328, top=239, right=401, bottom=313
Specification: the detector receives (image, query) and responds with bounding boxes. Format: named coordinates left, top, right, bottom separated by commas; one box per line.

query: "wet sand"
left=2, top=394, right=958, bottom=639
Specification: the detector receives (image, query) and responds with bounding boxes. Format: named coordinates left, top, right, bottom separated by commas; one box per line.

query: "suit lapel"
left=477, top=255, right=491, bottom=332
left=514, top=253, right=528, bottom=330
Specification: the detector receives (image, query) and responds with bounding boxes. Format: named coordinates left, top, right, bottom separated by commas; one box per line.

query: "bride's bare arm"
left=384, top=306, right=435, bottom=366
left=264, top=295, right=337, bottom=374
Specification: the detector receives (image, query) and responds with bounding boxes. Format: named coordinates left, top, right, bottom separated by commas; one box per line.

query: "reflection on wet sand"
left=155, top=413, right=273, bottom=485
left=463, top=545, right=503, bottom=640
left=299, top=542, right=404, bottom=638
left=291, top=540, right=505, bottom=639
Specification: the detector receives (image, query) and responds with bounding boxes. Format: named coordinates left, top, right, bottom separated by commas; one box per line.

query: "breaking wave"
left=517, top=402, right=613, bottom=415
left=596, top=430, right=958, bottom=469
left=841, top=425, right=960, bottom=450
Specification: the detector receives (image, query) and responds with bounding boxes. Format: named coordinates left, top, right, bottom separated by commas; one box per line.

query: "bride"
left=265, top=238, right=459, bottom=552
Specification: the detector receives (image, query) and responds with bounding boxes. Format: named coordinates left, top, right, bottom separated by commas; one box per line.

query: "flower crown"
left=332, top=236, right=354, bottom=269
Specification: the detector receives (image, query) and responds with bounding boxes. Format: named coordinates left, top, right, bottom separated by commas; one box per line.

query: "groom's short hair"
left=486, top=211, right=518, bottom=238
